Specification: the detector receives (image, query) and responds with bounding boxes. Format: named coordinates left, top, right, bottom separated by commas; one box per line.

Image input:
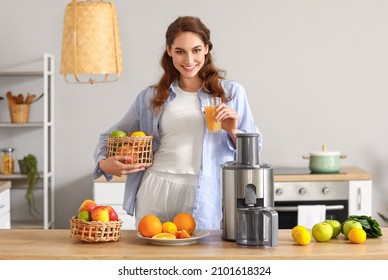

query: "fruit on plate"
left=106, top=206, right=119, bottom=221
left=162, top=221, right=178, bottom=234
left=130, top=131, right=146, bottom=137
left=173, top=212, right=196, bottom=235
left=138, top=214, right=163, bottom=238
left=110, top=130, right=127, bottom=137
left=312, top=222, right=333, bottom=242
left=342, top=220, right=363, bottom=239
left=90, top=206, right=110, bottom=222
left=176, top=229, right=191, bottom=239
left=152, top=233, right=176, bottom=239
left=324, top=219, right=342, bottom=238
left=78, top=199, right=97, bottom=212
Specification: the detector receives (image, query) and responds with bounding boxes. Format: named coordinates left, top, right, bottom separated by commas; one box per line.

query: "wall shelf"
left=0, top=53, right=55, bottom=229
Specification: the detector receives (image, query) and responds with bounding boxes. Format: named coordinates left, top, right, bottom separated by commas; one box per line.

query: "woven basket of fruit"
left=70, top=216, right=123, bottom=242
left=107, top=130, right=153, bottom=167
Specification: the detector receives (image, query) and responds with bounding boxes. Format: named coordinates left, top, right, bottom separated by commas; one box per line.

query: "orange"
left=152, top=233, right=176, bottom=239
left=348, top=228, right=367, bottom=244
left=173, top=212, right=196, bottom=235
left=138, top=214, right=162, bottom=238
left=162, top=221, right=177, bottom=234
left=180, top=229, right=191, bottom=239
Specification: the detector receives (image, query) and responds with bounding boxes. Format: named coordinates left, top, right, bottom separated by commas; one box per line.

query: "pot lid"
left=309, top=145, right=341, bottom=156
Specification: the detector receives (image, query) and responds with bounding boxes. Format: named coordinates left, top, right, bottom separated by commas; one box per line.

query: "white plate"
left=137, top=230, right=210, bottom=245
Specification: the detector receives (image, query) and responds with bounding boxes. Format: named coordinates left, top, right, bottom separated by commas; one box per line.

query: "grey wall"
left=0, top=0, right=387, bottom=228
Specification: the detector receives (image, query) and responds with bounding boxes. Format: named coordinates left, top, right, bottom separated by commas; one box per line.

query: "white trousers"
left=135, top=170, right=197, bottom=226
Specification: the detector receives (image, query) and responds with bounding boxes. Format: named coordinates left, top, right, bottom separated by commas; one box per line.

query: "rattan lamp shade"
left=60, top=0, right=123, bottom=84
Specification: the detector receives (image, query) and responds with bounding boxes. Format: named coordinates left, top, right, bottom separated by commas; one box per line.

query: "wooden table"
left=0, top=228, right=386, bottom=260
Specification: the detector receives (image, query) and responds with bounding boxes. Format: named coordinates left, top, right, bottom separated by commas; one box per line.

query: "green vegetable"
left=24, top=154, right=39, bottom=217
left=345, top=215, right=382, bottom=238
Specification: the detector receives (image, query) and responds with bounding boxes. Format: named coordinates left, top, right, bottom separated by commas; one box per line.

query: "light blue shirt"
left=93, top=79, right=262, bottom=230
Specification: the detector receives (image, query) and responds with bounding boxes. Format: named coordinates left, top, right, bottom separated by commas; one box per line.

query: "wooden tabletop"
left=0, top=228, right=386, bottom=260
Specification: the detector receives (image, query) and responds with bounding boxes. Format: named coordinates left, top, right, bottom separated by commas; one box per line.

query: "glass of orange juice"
left=202, top=96, right=222, bottom=134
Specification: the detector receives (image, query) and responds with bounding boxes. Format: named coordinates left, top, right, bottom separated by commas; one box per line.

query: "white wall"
left=0, top=0, right=387, bottom=228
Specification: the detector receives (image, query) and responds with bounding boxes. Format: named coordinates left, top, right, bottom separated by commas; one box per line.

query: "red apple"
left=79, top=199, right=97, bottom=212
left=90, top=206, right=110, bottom=222
left=106, top=206, right=119, bottom=221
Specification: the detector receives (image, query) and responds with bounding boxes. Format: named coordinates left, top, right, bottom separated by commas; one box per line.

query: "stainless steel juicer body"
left=221, top=133, right=278, bottom=246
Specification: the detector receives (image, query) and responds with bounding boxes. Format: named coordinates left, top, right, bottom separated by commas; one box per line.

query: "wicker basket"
left=107, top=134, right=153, bottom=166
left=70, top=216, right=123, bottom=242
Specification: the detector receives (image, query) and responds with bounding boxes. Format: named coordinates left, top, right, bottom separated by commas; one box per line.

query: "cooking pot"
left=302, top=145, right=347, bottom=173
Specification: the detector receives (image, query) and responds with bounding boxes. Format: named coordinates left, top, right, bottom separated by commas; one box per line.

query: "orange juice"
left=204, top=106, right=222, bottom=133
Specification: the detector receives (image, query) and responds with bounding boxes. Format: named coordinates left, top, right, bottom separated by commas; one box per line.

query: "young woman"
left=94, top=16, right=262, bottom=230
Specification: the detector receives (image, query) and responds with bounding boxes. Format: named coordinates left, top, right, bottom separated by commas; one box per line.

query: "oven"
left=274, top=181, right=349, bottom=229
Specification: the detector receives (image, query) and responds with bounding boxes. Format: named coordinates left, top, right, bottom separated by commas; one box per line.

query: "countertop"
left=94, top=166, right=372, bottom=183
left=0, top=181, right=11, bottom=192
left=0, top=228, right=386, bottom=260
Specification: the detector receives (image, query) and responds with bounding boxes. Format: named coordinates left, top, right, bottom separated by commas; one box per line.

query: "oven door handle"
left=275, top=205, right=345, bottom=212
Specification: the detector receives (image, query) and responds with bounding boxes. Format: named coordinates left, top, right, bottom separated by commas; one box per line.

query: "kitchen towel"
left=297, top=205, right=326, bottom=229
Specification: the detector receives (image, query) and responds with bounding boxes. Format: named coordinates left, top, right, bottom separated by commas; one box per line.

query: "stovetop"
left=273, top=167, right=346, bottom=175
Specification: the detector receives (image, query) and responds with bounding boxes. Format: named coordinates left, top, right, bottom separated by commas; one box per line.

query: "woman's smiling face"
left=167, top=31, right=209, bottom=82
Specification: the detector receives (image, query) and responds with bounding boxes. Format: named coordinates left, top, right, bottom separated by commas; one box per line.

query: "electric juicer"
left=221, top=133, right=278, bottom=247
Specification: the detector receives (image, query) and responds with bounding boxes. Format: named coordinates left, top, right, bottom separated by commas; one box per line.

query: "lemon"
left=294, top=229, right=311, bottom=246
left=292, top=225, right=308, bottom=239
left=130, top=131, right=146, bottom=137
left=348, top=228, right=367, bottom=244
left=152, top=233, right=176, bottom=239
left=162, top=221, right=178, bottom=234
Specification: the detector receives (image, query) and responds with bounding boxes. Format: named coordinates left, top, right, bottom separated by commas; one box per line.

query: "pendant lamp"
left=60, top=0, right=123, bottom=84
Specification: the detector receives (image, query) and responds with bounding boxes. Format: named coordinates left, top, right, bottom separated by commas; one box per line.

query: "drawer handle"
left=275, top=205, right=345, bottom=212
left=0, top=204, right=4, bottom=209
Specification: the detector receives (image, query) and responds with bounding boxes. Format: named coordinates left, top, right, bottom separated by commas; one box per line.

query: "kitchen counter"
left=0, top=181, right=11, bottom=192
left=0, top=228, right=386, bottom=260
left=94, top=166, right=371, bottom=183
left=274, top=166, right=371, bottom=182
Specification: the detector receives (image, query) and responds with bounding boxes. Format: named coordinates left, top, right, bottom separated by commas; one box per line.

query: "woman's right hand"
left=99, top=156, right=146, bottom=176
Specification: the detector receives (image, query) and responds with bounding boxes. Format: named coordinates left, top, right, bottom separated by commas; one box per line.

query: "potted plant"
left=19, top=154, right=39, bottom=216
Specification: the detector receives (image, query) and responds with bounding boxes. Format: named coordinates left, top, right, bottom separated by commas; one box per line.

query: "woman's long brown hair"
left=151, top=16, right=226, bottom=113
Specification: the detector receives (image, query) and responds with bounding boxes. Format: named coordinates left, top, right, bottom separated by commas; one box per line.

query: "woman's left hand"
left=215, top=103, right=239, bottom=143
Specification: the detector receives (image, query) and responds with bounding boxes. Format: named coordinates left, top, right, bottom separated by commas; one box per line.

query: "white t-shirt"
left=150, top=81, right=205, bottom=175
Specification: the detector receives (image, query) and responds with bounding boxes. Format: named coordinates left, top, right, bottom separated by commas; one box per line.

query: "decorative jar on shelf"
left=1, top=148, right=15, bottom=174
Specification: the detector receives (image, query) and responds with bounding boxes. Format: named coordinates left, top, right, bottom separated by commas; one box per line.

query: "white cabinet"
left=0, top=182, right=11, bottom=229
left=348, top=180, right=372, bottom=216
left=93, top=180, right=136, bottom=230
left=0, top=54, right=55, bottom=229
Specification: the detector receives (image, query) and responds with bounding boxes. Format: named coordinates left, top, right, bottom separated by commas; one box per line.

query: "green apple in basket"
left=110, top=130, right=127, bottom=137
